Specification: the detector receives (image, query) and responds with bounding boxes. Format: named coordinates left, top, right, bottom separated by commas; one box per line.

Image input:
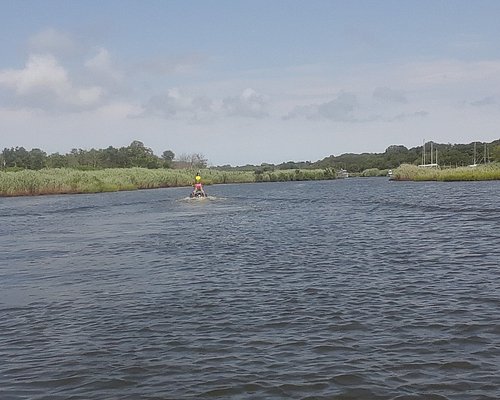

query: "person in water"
left=192, top=172, right=206, bottom=196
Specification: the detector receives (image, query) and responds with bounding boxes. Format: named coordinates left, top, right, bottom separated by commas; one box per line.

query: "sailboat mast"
left=423, top=139, right=426, bottom=165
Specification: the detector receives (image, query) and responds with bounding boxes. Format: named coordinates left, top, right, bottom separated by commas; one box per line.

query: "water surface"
left=1, top=179, right=499, bottom=399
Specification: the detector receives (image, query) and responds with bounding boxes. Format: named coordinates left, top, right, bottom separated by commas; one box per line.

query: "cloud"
left=28, top=28, right=76, bottom=54
left=222, top=88, right=269, bottom=118
left=142, top=88, right=213, bottom=120
left=0, top=54, right=69, bottom=95
left=0, top=54, right=104, bottom=111
left=402, top=59, right=500, bottom=87
left=141, top=88, right=270, bottom=121
left=470, top=96, right=495, bottom=107
left=139, top=54, right=207, bottom=75
left=373, top=87, right=408, bottom=103
left=84, top=48, right=123, bottom=82
left=284, top=92, right=358, bottom=121
left=389, top=111, right=429, bottom=121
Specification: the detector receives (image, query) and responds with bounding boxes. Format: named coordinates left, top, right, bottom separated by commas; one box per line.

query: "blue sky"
left=1, top=0, right=500, bottom=165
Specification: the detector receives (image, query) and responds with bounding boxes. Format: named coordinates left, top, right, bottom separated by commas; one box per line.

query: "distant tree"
left=2, top=147, right=30, bottom=168
left=384, top=145, right=408, bottom=154
left=191, top=153, right=208, bottom=169
left=2, top=148, right=14, bottom=168
left=46, top=153, right=68, bottom=168
left=29, top=148, right=47, bottom=170
left=161, top=150, right=175, bottom=168
left=384, top=145, right=410, bottom=168
left=174, top=153, right=208, bottom=169
left=127, top=140, right=160, bottom=168
left=491, top=145, right=500, bottom=162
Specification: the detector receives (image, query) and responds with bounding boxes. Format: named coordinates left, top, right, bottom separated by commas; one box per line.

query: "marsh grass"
left=255, top=168, right=335, bottom=182
left=392, top=163, right=500, bottom=181
left=361, top=168, right=390, bottom=177
left=0, top=167, right=330, bottom=197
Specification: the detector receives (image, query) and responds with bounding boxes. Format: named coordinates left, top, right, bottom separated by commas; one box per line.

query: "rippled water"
left=1, top=178, right=499, bottom=399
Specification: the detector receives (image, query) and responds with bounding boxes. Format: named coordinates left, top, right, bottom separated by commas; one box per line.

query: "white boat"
left=336, top=168, right=349, bottom=179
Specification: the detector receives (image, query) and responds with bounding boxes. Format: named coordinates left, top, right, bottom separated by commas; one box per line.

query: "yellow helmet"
left=195, top=175, right=201, bottom=182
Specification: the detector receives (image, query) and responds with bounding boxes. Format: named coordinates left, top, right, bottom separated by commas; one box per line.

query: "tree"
left=29, top=148, right=47, bottom=170
left=2, top=147, right=30, bottom=169
left=46, top=153, right=67, bottom=168
left=127, top=140, right=160, bottom=168
left=491, top=145, right=500, bottom=162
left=174, top=153, right=208, bottom=169
left=161, top=150, right=175, bottom=168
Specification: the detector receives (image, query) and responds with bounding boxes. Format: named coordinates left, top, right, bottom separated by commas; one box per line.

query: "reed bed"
left=1, top=167, right=326, bottom=197
left=360, top=168, right=390, bottom=177
left=392, top=163, right=500, bottom=181
left=255, top=168, right=335, bottom=182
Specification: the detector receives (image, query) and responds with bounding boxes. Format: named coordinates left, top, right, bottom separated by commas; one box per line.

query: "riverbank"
left=392, top=163, right=500, bottom=181
left=0, top=167, right=336, bottom=197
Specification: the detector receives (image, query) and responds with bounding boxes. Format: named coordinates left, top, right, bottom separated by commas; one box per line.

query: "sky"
left=1, top=0, right=500, bottom=166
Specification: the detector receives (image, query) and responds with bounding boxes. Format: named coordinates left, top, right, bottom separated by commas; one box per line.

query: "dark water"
left=1, top=178, right=499, bottom=400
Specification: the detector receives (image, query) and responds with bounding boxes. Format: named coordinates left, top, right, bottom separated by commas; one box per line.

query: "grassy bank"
left=392, top=163, right=500, bottom=181
left=0, top=167, right=335, bottom=197
left=360, top=168, right=390, bottom=177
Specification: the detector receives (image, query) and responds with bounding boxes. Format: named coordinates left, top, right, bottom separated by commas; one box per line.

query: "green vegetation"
left=0, top=141, right=196, bottom=171
left=0, top=167, right=335, bottom=197
left=2, top=138, right=499, bottom=195
left=3, top=139, right=499, bottom=174
left=312, top=140, right=500, bottom=172
left=360, top=168, right=390, bottom=177
left=392, top=163, right=500, bottom=181
left=255, top=168, right=336, bottom=182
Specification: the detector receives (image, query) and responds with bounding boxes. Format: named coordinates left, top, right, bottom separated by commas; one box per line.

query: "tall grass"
left=0, top=167, right=333, bottom=197
left=255, top=168, right=336, bottom=182
left=392, top=163, right=500, bottom=181
left=360, top=168, right=390, bottom=177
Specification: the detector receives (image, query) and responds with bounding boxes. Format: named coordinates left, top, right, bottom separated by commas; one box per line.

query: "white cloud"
left=222, top=88, right=268, bottom=118
left=0, top=54, right=69, bottom=95
left=0, top=54, right=104, bottom=111
left=141, top=87, right=269, bottom=121
left=142, top=88, right=214, bottom=120
left=284, top=92, right=359, bottom=121
left=84, top=48, right=123, bottom=82
left=76, top=86, right=104, bottom=106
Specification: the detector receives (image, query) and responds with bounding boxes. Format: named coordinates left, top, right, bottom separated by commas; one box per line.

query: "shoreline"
left=0, top=167, right=336, bottom=198
left=391, top=163, right=500, bottom=182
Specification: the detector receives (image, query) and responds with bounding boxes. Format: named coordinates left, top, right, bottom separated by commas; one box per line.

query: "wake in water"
left=180, top=195, right=224, bottom=202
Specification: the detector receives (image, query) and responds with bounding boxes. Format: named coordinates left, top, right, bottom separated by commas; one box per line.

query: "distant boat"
left=469, top=142, right=478, bottom=167
left=418, top=139, right=439, bottom=168
left=336, top=168, right=349, bottom=179
left=388, top=169, right=393, bottom=179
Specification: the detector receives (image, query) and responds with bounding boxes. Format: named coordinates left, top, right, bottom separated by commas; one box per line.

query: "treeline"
left=311, top=140, right=500, bottom=172
left=0, top=141, right=208, bottom=171
left=2, top=139, right=500, bottom=173
left=215, top=140, right=500, bottom=173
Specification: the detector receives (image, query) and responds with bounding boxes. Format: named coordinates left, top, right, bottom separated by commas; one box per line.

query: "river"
left=1, top=178, right=499, bottom=399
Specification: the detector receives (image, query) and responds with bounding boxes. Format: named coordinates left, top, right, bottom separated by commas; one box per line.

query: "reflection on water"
left=1, top=179, right=500, bottom=399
